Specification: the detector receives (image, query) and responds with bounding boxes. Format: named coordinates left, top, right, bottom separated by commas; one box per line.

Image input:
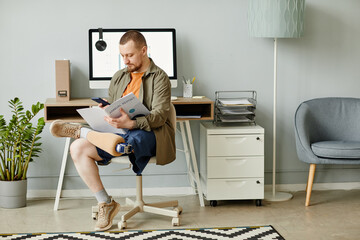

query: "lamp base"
left=264, top=191, right=293, bottom=202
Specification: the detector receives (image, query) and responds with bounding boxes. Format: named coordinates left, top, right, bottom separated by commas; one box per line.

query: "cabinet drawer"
left=207, top=134, right=263, bottom=156
left=208, top=157, right=264, bottom=178
left=205, top=178, right=264, bottom=200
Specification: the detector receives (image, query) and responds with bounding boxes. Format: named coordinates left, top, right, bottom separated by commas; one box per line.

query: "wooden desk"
left=45, top=97, right=213, bottom=210
left=172, top=97, right=214, bottom=120
left=44, top=98, right=97, bottom=123
left=44, top=97, right=214, bottom=122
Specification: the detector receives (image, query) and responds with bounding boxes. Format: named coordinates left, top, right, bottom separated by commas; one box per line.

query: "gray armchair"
left=294, top=97, right=360, bottom=206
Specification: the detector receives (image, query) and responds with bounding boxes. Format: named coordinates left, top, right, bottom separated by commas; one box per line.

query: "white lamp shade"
left=248, top=0, right=305, bottom=38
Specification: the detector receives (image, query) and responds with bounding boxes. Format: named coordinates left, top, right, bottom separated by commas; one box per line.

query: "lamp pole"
left=273, top=37, right=278, bottom=197
left=264, top=38, right=293, bottom=201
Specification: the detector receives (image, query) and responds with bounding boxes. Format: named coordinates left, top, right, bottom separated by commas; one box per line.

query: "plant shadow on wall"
left=0, top=98, right=44, bottom=208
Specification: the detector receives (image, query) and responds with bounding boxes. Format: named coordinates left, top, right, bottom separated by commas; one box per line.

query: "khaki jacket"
left=108, top=59, right=175, bottom=165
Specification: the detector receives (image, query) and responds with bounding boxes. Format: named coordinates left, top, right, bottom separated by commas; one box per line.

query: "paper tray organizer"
left=214, top=90, right=257, bottom=124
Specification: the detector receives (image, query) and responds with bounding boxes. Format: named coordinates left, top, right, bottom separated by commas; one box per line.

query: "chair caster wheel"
left=118, top=221, right=127, bottom=229
left=210, top=200, right=218, bottom=207
left=172, top=217, right=180, bottom=226
left=92, top=206, right=99, bottom=220
left=174, top=206, right=183, bottom=215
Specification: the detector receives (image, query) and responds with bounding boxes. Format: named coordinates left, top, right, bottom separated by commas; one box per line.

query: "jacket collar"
left=143, top=58, right=156, bottom=78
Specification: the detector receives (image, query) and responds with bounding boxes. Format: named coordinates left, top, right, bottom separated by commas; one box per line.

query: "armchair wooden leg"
left=305, top=164, right=316, bottom=207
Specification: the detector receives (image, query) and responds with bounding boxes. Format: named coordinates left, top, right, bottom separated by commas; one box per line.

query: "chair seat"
left=311, top=141, right=360, bottom=159
left=111, top=156, right=157, bottom=164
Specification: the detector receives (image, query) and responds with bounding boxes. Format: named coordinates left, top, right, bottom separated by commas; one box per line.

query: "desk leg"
left=184, top=120, right=205, bottom=207
left=178, top=122, right=195, bottom=190
left=54, top=137, right=71, bottom=211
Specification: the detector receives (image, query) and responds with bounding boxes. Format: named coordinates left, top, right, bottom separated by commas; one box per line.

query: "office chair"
left=294, top=97, right=360, bottom=206
left=92, top=103, right=182, bottom=229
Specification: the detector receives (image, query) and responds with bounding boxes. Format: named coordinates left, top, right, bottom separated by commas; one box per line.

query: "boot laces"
left=64, top=125, right=78, bottom=136
left=98, top=205, right=106, bottom=220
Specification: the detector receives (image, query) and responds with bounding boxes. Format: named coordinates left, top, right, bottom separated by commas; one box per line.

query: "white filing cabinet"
left=200, top=122, right=264, bottom=207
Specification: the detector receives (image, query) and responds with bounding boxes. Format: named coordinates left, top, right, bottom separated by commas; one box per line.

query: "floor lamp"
left=248, top=0, right=305, bottom=201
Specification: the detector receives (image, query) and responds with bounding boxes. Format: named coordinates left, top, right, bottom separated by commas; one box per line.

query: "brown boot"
left=50, top=120, right=81, bottom=139
left=95, top=199, right=121, bottom=231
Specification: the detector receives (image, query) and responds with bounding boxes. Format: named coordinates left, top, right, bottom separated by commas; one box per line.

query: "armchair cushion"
left=311, top=141, right=360, bottom=159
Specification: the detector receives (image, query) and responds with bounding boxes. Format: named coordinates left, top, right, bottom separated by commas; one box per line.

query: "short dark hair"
left=119, top=30, right=147, bottom=49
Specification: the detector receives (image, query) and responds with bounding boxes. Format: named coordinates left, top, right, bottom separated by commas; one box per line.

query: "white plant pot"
left=0, top=179, right=27, bottom=208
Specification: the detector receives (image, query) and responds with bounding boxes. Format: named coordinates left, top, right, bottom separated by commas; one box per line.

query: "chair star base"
left=92, top=175, right=182, bottom=229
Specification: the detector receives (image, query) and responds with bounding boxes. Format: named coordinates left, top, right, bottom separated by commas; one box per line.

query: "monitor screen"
left=88, top=28, right=177, bottom=89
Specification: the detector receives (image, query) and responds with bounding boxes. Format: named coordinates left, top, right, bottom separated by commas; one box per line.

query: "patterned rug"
left=0, top=226, right=284, bottom=240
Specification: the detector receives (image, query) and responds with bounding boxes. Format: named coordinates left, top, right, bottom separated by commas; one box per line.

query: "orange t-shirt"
left=122, top=72, right=144, bottom=98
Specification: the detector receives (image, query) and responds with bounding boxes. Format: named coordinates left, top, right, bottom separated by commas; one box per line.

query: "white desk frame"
left=53, top=120, right=205, bottom=211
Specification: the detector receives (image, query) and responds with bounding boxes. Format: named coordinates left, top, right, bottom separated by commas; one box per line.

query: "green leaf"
left=32, top=104, right=39, bottom=115
left=26, top=110, right=32, bottom=119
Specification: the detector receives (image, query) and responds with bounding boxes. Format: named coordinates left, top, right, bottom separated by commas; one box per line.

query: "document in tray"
left=76, top=93, right=150, bottom=134
left=219, top=98, right=253, bottom=106
left=218, top=106, right=254, bottom=115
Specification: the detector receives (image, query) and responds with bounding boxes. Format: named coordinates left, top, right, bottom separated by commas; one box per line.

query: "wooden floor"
left=1, top=190, right=359, bottom=240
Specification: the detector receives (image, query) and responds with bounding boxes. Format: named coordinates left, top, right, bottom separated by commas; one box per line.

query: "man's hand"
left=98, top=98, right=109, bottom=109
left=104, top=108, right=136, bottom=130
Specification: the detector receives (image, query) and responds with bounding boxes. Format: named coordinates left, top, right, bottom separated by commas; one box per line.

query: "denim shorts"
left=96, top=129, right=156, bottom=174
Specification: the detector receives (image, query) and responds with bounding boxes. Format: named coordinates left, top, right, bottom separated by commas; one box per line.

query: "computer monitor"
left=88, top=28, right=177, bottom=89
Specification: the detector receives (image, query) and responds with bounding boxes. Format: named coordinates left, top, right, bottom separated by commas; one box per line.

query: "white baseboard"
left=27, top=182, right=360, bottom=199
left=27, top=187, right=196, bottom=199
left=265, top=182, right=360, bottom=192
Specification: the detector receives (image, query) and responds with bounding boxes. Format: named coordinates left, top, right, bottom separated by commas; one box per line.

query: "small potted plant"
left=0, top=97, right=45, bottom=208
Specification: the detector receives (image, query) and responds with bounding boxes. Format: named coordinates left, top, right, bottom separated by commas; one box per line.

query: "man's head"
left=119, top=30, right=149, bottom=73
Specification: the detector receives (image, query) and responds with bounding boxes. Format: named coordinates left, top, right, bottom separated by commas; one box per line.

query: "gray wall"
left=1, top=0, right=359, bottom=192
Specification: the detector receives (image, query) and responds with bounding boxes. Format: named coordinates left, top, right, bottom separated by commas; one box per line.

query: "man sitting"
left=50, top=30, right=175, bottom=231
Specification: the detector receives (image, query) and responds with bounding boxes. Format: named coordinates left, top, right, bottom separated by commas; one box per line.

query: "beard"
left=127, top=63, right=142, bottom=72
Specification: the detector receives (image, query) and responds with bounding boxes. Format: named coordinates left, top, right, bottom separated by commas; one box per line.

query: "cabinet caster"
left=210, top=200, right=218, bottom=207
left=174, top=206, right=183, bottom=215
left=172, top=217, right=180, bottom=226
left=118, top=221, right=127, bottom=229
left=255, top=199, right=262, bottom=206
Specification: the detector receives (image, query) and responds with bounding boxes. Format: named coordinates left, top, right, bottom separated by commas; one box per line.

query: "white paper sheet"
left=77, top=107, right=127, bottom=134
left=219, top=98, right=253, bottom=106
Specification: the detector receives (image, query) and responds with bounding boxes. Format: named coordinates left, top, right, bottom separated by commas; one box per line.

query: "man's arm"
left=135, top=71, right=171, bottom=131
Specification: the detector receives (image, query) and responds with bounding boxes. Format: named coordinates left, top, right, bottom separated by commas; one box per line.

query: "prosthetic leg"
left=86, top=131, right=132, bottom=156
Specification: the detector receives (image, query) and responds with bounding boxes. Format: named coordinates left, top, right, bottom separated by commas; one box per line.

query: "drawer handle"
left=225, top=158, right=246, bottom=161
left=224, top=137, right=246, bottom=144
left=225, top=158, right=247, bottom=165
left=225, top=180, right=246, bottom=188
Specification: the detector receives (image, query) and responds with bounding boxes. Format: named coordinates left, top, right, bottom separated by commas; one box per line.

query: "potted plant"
left=0, top=97, right=45, bottom=208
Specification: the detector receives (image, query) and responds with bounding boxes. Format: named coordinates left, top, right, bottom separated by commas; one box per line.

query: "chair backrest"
left=169, top=103, right=176, bottom=131
left=295, top=97, right=360, bottom=142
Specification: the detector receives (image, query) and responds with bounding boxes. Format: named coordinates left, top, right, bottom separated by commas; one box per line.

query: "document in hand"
left=76, top=93, right=150, bottom=134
